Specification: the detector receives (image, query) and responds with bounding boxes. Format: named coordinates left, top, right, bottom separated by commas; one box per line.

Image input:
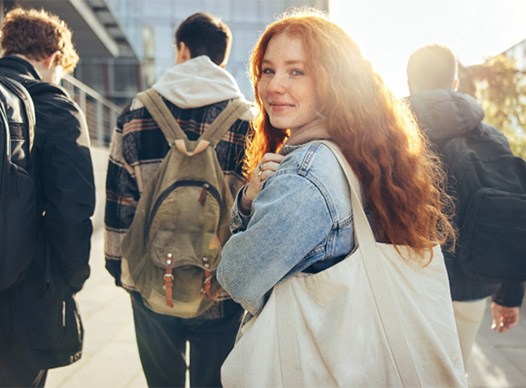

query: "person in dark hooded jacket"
left=406, top=44, right=524, bottom=370
left=0, top=8, right=94, bottom=387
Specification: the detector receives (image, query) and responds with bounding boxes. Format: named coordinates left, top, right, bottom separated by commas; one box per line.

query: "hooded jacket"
left=105, top=56, right=254, bottom=318
left=152, top=55, right=244, bottom=108
left=0, top=56, right=95, bottom=369
left=409, top=89, right=524, bottom=306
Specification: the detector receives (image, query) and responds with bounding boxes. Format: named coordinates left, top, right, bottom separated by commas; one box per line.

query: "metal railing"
left=62, top=73, right=121, bottom=147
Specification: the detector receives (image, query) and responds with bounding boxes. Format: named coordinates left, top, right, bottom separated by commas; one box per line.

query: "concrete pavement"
left=468, top=308, right=526, bottom=387
left=46, top=146, right=526, bottom=387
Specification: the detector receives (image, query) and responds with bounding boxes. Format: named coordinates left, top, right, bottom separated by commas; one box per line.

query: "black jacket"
left=408, top=89, right=524, bottom=306
left=0, top=56, right=95, bottom=368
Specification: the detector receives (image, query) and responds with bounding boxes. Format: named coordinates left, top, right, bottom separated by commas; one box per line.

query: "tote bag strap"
left=320, top=140, right=421, bottom=387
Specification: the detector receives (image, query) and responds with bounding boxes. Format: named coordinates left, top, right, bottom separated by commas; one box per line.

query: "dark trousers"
left=0, top=352, right=47, bottom=387
left=131, top=292, right=243, bottom=388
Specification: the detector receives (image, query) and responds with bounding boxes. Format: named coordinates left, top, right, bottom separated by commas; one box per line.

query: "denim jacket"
left=217, top=141, right=355, bottom=315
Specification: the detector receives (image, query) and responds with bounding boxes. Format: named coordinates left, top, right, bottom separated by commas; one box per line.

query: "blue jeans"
left=130, top=292, right=243, bottom=387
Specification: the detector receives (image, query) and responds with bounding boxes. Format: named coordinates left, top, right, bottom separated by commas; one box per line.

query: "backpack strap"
left=0, top=76, right=36, bottom=154
left=138, top=88, right=251, bottom=156
left=0, top=99, right=9, bottom=159
left=199, top=99, right=250, bottom=147
left=137, top=88, right=187, bottom=144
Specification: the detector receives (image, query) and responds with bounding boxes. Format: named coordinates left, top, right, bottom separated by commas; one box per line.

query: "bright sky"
left=330, top=0, right=526, bottom=97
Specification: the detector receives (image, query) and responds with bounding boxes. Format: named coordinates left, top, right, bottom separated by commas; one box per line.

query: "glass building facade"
left=104, top=0, right=329, bottom=101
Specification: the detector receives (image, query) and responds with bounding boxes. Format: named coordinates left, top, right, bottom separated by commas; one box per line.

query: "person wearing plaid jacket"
left=104, top=13, right=253, bottom=388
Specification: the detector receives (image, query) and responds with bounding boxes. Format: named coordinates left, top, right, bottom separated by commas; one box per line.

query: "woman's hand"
left=240, top=153, right=284, bottom=213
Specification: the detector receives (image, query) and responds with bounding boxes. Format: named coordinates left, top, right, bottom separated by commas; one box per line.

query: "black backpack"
left=0, top=75, right=37, bottom=291
left=440, top=125, right=526, bottom=282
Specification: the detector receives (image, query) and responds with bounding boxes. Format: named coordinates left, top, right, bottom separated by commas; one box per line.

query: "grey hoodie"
left=152, top=56, right=245, bottom=109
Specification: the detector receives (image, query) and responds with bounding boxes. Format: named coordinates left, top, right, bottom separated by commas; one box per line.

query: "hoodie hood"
left=152, top=56, right=245, bottom=109
left=408, top=89, right=484, bottom=142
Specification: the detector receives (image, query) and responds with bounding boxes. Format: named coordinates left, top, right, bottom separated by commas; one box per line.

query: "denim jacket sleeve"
left=217, top=171, right=333, bottom=315
left=230, top=187, right=253, bottom=233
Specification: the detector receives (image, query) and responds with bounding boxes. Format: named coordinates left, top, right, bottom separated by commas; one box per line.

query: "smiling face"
left=258, top=31, right=325, bottom=137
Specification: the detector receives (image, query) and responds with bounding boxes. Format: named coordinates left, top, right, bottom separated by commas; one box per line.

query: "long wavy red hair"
left=246, top=8, right=455, bottom=257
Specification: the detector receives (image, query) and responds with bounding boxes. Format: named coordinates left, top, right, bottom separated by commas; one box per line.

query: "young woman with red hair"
left=217, top=8, right=465, bottom=386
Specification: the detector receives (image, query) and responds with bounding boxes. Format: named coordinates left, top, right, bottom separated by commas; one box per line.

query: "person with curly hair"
left=0, top=8, right=94, bottom=387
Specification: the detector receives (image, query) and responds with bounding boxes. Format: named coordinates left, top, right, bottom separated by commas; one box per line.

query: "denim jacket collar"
left=281, top=138, right=331, bottom=156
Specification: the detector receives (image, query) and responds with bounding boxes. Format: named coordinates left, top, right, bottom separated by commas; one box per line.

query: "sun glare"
left=330, top=0, right=526, bottom=98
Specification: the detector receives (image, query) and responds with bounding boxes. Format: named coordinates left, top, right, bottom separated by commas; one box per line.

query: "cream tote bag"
left=221, top=141, right=466, bottom=388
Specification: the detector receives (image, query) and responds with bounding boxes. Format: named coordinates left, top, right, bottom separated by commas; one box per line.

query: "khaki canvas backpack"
left=122, top=89, right=250, bottom=318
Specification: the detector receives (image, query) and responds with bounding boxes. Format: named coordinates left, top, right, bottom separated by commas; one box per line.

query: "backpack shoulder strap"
left=0, top=99, right=9, bottom=160
left=137, top=89, right=187, bottom=145
left=0, top=76, right=36, bottom=152
left=200, top=99, right=251, bottom=146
